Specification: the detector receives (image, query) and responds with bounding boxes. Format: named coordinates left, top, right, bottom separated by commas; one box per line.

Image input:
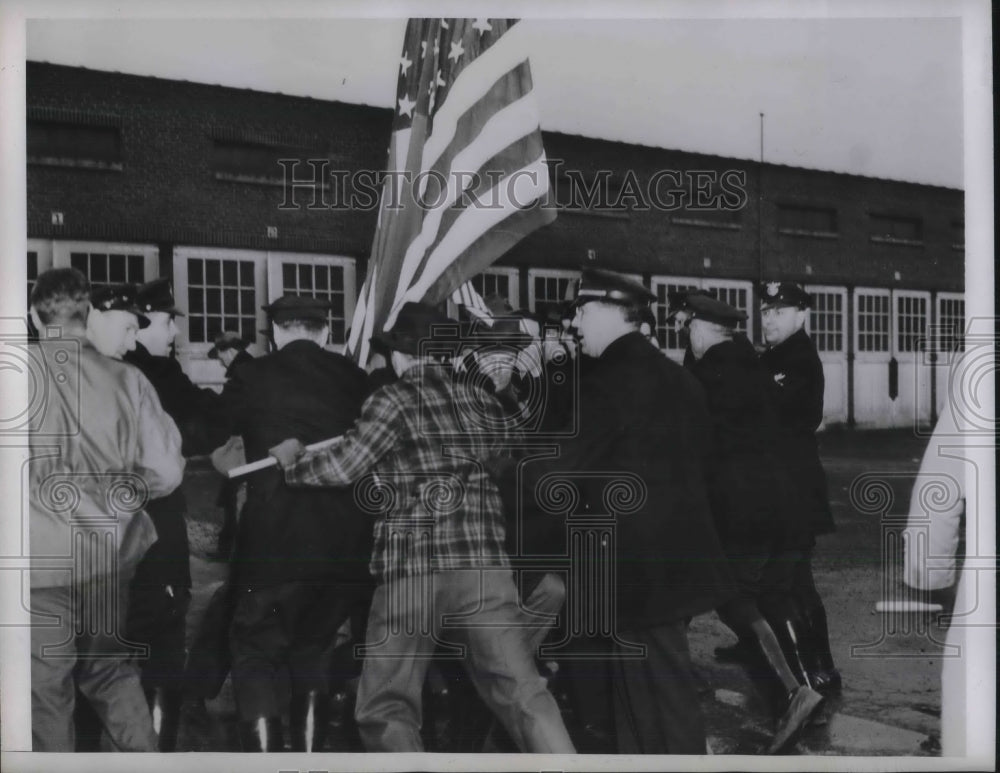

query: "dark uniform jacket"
left=224, top=339, right=372, bottom=587
left=687, top=335, right=802, bottom=547
left=759, top=328, right=835, bottom=537
left=502, top=331, right=734, bottom=630
left=124, top=342, right=230, bottom=589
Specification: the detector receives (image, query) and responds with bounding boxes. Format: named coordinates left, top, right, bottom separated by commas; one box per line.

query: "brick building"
left=26, top=62, right=965, bottom=428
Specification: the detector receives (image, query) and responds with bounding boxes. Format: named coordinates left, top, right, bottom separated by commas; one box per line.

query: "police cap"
left=760, top=281, right=812, bottom=310
left=90, top=284, right=150, bottom=328
left=136, top=277, right=185, bottom=317
left=686, top=293, right=746, bottom=327
left=572, top=268, right=655, bottom=309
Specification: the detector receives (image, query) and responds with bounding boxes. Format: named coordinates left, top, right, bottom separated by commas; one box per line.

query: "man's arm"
left=134, top=373, right=186, bottom=499
left=278, top=386, right=404, bottom=487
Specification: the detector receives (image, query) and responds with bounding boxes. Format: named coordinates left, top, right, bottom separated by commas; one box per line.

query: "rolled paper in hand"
left=227, top=436, right=342, bottom=479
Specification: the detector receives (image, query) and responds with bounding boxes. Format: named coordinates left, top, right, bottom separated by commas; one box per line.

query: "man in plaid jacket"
left=269, top=301, right=575, bottom=754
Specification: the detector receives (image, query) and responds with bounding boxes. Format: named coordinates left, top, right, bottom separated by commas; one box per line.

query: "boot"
left=289, top=690, right=330, bottom=752
left=237, top=716, right=284, bottom=752
left=770, top=615, right=813, bottom=689
left=748, top=618, right=825, bottom=754
left=804, top=604, right=842, bottom=695
left=147, top=687, right=183, bottom=752
left=767, top=685, right=825, bottom=754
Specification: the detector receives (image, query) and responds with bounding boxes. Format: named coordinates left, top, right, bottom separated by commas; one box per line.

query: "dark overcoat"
left=223, top=339, right=373, bottom=587
left=505, top=331, right=734, bottom=630
left=125, top=342, right=230, bottom=589
left=759, top=328, right=835, bottom=536
left=687, top=335, right=803, bottom=547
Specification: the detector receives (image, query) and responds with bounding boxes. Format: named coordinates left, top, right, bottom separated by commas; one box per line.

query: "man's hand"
left=269, top=438, right=306, bottom=469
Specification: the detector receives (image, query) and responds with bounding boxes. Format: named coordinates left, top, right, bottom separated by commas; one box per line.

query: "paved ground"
left=175, top=428, right=947, bottom=756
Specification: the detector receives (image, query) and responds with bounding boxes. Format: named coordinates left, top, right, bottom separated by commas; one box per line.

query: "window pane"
left=315, top=267, right=329, bottom=291
left=223, top=289, right=238, bottom=314
left=295, top=264, right=311, bottom=291
left=241, top=290, right=255, bottom=315
left=205, top=260, right=221, bottom=286
left=223, top=261, right=238, bottom=285
left=188, top=287, right=204, bottom=314
left=128, top=254, right=144, bottom=282
left=282, top=263, right=297, bottom=290
left=240, top=261, right=254, bottom=286
left=206, top=288, right=221, bottom=314
left=188, top=316, right=204, bottom=343
left=188, top=258, right=203, bottom=285
left=90, top=254, right=108, bottom=283
left=109, top=254, right=127, bottom=283
left=206, top=316, right=223, bottom=340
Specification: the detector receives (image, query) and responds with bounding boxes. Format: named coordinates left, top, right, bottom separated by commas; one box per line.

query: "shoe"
left=766, top=685, right=824, bottom=754
left=147, top=687, right=183, bottom=752
left=809, top=667, right=843, bottom=695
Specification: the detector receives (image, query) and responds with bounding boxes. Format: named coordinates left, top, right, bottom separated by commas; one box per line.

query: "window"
left=211, top=137, right=325, bottom=186
left=653, top=281, right=698, bottom=350
left=27, top=119, right=122, bottom=169
left=870, top=214, right=923, bottom=245
left=671, top=208, right=742, bottom=230
left=468, top=267, right=520, bottom=310
left=895, top=294, right=928, bottom=353
left=278, top=260, right=352, bottom=344
left=186, top=257, right=257, bottom=344
left=70, top=251, right=145, bottom=288
left=856, top=291, right=891, bottom=353
left=528, top=269, right=580, bottom=320
left=776, top=204, right=838, bottom=237
left=804, top=288, right=846, bottom=352
left=937, top=295, right=965, bottom=353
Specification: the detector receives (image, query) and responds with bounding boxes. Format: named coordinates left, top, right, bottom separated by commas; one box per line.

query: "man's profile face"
left=88, top=309, right=140, bottom=359
left=761, top=305, right=806, bottom=346
left=136, top=311, right=177, bottom=356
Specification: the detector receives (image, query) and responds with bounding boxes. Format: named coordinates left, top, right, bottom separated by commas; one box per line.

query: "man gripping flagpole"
left=346, top=17, right=556, bottom=366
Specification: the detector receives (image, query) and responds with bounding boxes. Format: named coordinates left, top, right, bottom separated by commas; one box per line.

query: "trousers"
left=355, top=568, right=575, bottom=753
left=229, top=579, right=362, bottom=720
left=611, top=620, right=706, bottom=755
left=30, top=580, right=157, bottom=752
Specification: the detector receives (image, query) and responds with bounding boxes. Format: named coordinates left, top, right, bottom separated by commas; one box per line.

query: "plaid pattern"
left=284, top=362, right=518, bottom=583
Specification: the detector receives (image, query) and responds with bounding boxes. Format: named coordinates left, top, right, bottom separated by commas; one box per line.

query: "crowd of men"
left=28, top=263, right=841, bottom=755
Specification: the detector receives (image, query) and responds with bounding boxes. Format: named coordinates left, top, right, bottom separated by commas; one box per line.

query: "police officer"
left=759, top=281, right=841, bottom=694
left=225, top=295, right=373, bottom=752
left=121, top=278, right=230, bottom=750
left=685, top=293, right=824, bottom=753
left=496, top=268, right=735, bottom=754
left=207, top=330, right=255, bottom=559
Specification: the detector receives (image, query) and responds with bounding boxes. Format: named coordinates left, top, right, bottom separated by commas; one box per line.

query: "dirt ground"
left=178, top=427, right=950, bottom=755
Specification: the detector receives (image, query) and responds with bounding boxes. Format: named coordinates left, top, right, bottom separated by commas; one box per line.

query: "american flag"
left=346, top=18, right=555, bottom=364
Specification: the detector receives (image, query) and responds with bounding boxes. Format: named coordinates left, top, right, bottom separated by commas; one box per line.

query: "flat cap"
left=90, top=284, right=150, bottom=328
left=760, top=281, right=812, bottom=310
left=687, top=293, right=747, bottom=327
left=136, top=277, right=185, bottom=317
left=207, top=330, right=248, bottom=359
left=262, top=294, right=331, bottom=324
left=572, top=268, right=655, bottom=309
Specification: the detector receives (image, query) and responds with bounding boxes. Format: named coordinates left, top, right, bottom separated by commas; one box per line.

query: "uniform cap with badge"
left=90, top=284, right=150, bottom=328
left=760, top=281, right=812, bottom=310
left=571, top=268, right=656, bottom=309
left=136, top=278, right=186, bottom=317
left=666, top=288, right=715, bottom=321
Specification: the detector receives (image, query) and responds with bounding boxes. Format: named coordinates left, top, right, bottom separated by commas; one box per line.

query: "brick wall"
left=27, top=62, right=964, bottom=293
